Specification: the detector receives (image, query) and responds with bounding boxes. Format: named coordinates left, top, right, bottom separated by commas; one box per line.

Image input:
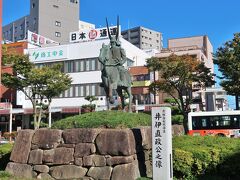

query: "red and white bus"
left=188, top=110, right=240, bottom=137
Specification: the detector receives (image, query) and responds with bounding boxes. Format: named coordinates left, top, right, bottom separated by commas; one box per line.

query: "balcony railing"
left=132, top=80, right=151, bottom=87
left=161, top=45, right=202, bottom=53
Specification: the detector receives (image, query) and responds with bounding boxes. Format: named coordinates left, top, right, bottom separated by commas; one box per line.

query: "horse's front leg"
left=108, top=84, right=115, bottom=104
left=126, top=87, right=132, bottom=113
left=116, top=88, right=125, bottom=111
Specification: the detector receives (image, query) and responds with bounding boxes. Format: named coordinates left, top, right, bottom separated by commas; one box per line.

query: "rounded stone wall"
left=6, top=127, right=152, bottom=180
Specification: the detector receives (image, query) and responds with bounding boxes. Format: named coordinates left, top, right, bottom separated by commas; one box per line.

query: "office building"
left=3, top=0, right=79, bottom=44
left=0, top=34, right=150, bottom=131
left=155, top=35, right=215, bottom=108
left=196, top=87, right=228, bottom=112
left=121, top=26, right=162, bottom=51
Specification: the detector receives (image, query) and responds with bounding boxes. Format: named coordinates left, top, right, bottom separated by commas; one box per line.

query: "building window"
left=53, top=5, right=59, bottom=8
left=64, top=86, right=74, bottom=97
left=70, top=0, right=78, bottom=3
left=74, top=60, right=82, bottom=72
left=156, top=40, right=159, bottom=43
left=55, top=21, right=61, bottom=27
left=33, top=18, right=37, bottom=25
left=55, top=32, right=61, bottom=37
left=64, top=61, right=74, bottom=73
left=90, top=59, right=96, bottom=71
left=32, top=3, right=35, bottom=8
left=20, top=24, right=23, bottom=30
left=26, top=21, right=29, bottom=28
left=85, top=60, right=90, bottom=71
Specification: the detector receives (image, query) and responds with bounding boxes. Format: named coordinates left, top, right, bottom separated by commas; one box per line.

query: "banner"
left=27, top=30, right=59, bottom=47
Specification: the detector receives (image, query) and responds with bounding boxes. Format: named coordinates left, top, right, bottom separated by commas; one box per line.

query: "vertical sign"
left=152, top=107, right=173, bottom=180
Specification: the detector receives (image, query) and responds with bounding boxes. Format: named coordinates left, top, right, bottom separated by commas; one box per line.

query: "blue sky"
left=3, top=0, right=240, bottom=50
left=3, top=0, right=240, bottom=108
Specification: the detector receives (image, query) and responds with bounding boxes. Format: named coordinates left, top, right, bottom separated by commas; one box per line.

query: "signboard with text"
left=69, top=26, right=121, bottom=43
left=152, top=107, right=173, bottom=180
left=28, top=46, right=68, bottom=62
left=27, top=30, right=59, bottom=47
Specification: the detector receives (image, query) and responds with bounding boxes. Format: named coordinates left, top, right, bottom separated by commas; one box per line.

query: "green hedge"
left=52, top=111, right=151, bottom=129
left=173, top=136, right=240, bottom=179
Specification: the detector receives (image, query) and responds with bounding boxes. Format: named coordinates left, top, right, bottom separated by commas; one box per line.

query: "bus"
left=188, top=110, right=240, bottom=137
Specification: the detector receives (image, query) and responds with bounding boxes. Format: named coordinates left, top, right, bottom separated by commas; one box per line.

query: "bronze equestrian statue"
left=98, top=17, right=132, bottom=112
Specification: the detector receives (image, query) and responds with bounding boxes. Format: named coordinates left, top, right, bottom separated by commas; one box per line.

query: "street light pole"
left=9, top=103, right=13, bottom=142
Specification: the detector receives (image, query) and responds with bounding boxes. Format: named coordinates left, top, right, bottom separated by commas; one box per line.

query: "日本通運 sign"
left=152, top=107, right=173, bottom=180
left=69, top=26, right=121, bottom=43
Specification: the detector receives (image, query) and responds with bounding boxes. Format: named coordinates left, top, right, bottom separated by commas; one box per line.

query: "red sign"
left=89, top=30, right=98, bottom=40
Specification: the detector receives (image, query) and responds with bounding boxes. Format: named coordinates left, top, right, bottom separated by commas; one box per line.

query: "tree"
left=82, top=96, right=98, bottom=112
left=147, top=54, right=215, bottom=132
left=215, top=33, right=240, bottom=109
left=2, top=52, right=72, bottom=129
left=29, top=65, right=72, bottom=128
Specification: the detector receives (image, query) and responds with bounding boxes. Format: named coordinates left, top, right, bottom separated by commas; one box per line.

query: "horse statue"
left=98, top=17, right=132, bottom=112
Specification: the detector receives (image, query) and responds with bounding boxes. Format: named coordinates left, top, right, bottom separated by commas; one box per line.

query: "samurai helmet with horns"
left=106, top=16, right=120, bottom=44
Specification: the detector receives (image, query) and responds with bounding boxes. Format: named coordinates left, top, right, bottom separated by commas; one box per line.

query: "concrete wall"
left=168, top=36, right=205, bottom=49
left=6, top=127, right=152, bottom=180
left=37, top=0, right=79, bottom=43
left=122, top=27, right=162, bottom=51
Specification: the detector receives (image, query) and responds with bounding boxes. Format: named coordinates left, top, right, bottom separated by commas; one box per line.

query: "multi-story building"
left=155, top=35, right=215, bottom=106
left=157, top=35, right=214, bottom=72
left=3, top=0, right=79, bottom=44
left=195, top=87, right=228, bottom=112
left=121, top=26, right=162, bottom=51
left=129, top=66, right=155, bottom=109
left=0, top=35, right=148, bottom=130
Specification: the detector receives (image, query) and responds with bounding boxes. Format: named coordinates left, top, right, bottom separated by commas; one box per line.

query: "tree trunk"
left=33, top=104, right=37, bottom=130
left=236, top=95, right=239, bottom=110
left=183, top=113, right=188, bottom=134
left=37, top=107, right=43, bottom=129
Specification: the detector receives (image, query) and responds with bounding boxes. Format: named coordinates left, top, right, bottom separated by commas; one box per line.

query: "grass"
left=0, top=171, right=35, bottom=180
left=51, top=111, right=151, bottom=129
left=0, top=143, right=14, bottom=171
left=0, top=143, right=14, bottom=155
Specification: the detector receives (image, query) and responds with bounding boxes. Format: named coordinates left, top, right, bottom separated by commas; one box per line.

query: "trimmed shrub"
left=173, top=136, right=240, bottom=179
left=52, top=111, right=151, bottom=129
left=172, top=114, right=184, bottom=124
left=173, top=149, right=194, bottom=179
